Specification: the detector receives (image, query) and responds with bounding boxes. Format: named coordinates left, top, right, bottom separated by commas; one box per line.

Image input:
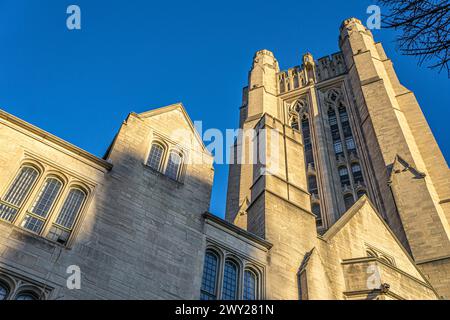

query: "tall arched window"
left=222, top=260, right=238, bottom=300
left=147, top=143, right=165, bottom=171
left=0, top=166, right=39, bottom=222
left=47, top=188, right=87, bottom=245
left=200, top=251, right=219, bottom=300
left=243, top=270, right=258, bottom=300
left=0, top=282, right=9, bottom=300
left=165, top=151, right=183, bottom=181
left=22, top=177, right=62, bottom=234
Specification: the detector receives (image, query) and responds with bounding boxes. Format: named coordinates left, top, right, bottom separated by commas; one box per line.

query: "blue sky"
left=0, top=0, right=449, bottom=218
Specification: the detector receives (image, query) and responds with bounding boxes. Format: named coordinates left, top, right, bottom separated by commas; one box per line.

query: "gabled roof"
left=321, top=195, right=438, bottom=294
left=136, top=102, right=209, bottom=153
left=322, top=195, right=401, bottom=243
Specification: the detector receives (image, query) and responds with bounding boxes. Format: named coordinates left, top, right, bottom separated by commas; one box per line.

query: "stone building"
left=0, top=18, right=448, bottom=300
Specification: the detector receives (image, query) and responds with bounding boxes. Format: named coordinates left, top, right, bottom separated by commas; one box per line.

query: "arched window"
left=243, top=270, right=258, bottom=300
left=344, top=194, right=354, bottom=210
left=47, top=188, right=87, bottom=245
left=0, top=282, right=9, bottom=300
left=222, top=260, right=238, bottom=300
left=0, top=166, right=39, bottom=222
left=147, top=143, right=165, bottom=171
left=22, top=177, right=63, bottom=234
left=200, top=251, right=219, bottom=300
left=165, top=151, right=183, bottom=181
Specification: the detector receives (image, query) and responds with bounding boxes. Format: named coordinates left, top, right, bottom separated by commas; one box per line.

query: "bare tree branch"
left=378, top=0, right=450, bottom=76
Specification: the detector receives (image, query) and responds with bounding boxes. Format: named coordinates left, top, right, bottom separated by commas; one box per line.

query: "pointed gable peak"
left=136, top=102, right=209, bottom=153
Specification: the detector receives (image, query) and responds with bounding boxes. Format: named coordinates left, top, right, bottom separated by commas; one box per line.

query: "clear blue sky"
left=1, top=0, right=449, bottom=218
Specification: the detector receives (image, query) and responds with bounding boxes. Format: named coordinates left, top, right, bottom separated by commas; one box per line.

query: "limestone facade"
left=0, top=18, right=448, bottom=300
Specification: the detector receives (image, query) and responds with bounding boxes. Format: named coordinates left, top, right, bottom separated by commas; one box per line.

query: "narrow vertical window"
left=200, top=251, right=219, bottom=300
left=243, top=270, right=258, bottom=300
left=312, top=203, right=322, bottom=226
left=147, top=143, right=164, bottom=171
left=334, top=141, right=343, bottom=155
left=339, top=167, right=350, bottom=187
left=21, top=177, right=62, bottom=234
left=339, top=106, right=349, bottom=123
left=352, top=163, right=364, bottom=185
left=0, top=166, right=39, bottom=222
left=165, top=151, right=182, bottom=180
left=222, top=260, right=238, bottom=300
left=47, top=188, right=86, bottom=245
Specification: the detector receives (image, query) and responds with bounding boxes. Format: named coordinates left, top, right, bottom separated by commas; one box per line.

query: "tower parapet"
left=278, top=52, right=347, bottom=94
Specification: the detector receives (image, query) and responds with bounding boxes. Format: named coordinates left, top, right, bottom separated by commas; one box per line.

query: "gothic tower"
left=226, top=18, right=450, bottom=298
left=339, top=18, right=450, bottom=297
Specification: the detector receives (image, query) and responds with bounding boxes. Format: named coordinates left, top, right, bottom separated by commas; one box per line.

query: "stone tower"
left=226, top=18, right=450, bottom=298
left=339, top=17, right=450, bottom=297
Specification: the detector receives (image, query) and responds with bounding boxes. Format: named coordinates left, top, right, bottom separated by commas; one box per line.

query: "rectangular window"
left=334, top=141, right=343, bottom=154
left=346, top=137, right=355, bottom=150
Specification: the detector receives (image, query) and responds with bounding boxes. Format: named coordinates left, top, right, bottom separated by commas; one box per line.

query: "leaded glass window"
left=0, top=166, right=39, bottom=222
left=334, top=141, right=343, bottom=154
left=147, top=143, right=164, bottom=171
left=339, top=167, right=350, bottom=187
left=22, top=177, right=62, bottom=233
left=165, top=152, right=182, bottom=180
left=243, top=270, right=257, bottom=300
left=47, top=188, right=86, bottom=245
left=222, top=260, right=238, bottom=300
left=346, top=137, right=355, bottom=150
left=200, top=251, right=218, bottom=300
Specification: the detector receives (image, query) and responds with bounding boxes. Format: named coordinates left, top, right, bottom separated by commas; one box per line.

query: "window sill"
left=0, top=219, right=69, bottom=251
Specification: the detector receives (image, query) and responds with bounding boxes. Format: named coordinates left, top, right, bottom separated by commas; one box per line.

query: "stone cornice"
left=203, top=212, right=273, bottom=250
left=0, top=109, right=113, bottom=171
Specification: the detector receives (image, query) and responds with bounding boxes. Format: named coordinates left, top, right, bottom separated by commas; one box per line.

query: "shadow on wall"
left=0, top=129, right=214, bottom=300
